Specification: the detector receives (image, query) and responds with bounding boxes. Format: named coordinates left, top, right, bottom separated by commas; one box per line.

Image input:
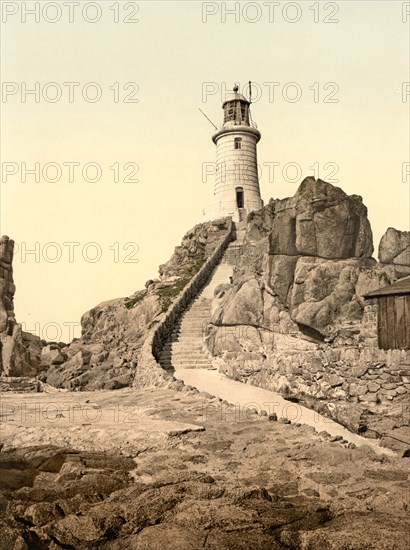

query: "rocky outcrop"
left=212, top=179, right=399, bottom=338
left=0, top=235, right=15, bottom=333
left=205, top=178, right=410, bottom=435
left=43, top=220, right=231, bottom=390
left=379, top=227, right=410, bottom=266
left=0, top=236, right=43, bottom=377
left=247, top=177, right=374, bottom=259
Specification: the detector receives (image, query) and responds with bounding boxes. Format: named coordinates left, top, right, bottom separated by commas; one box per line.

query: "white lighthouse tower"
left=206, top=84, right=263, bottom=222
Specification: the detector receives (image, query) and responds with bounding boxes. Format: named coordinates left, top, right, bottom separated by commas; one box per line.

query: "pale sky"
left=1, top=0, right=409, bottom=341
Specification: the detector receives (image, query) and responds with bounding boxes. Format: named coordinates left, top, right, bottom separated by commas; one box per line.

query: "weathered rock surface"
left=0, top=236, right=15, bottom=333
left=0, top=388, right=408, bottom=549
left=0, top=236, right=43, bottom=377
left=248, top=177, right=374, bottom=259
left=378, top=227, right=410, bottom=266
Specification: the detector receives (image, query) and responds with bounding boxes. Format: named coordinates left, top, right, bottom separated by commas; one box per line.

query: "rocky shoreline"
left=1, top=387, right=409, bottom=549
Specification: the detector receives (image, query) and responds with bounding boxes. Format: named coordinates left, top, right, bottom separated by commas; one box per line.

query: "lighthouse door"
left=236, top=187, right=244, bottom=209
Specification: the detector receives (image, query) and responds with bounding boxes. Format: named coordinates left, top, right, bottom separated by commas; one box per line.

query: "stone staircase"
left=158, top=222, right=245, bottom=373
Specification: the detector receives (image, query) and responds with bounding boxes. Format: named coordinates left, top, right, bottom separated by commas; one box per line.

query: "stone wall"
left=210, top=307, right=410, bottom=447
left=135, top=220, right=234, bottom=388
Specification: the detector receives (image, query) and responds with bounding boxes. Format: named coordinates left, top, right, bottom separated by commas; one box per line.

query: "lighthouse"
left=206, top=84, right=263, bottom=222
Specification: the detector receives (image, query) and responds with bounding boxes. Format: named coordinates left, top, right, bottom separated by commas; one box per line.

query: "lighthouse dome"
left=222, top=91, right=249, bottom=108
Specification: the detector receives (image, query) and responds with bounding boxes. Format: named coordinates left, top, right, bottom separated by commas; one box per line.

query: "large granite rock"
left=217, top=179, right=409, bottom=337
left=378, top=227, right=410, bottom=266
left=247, top=177, right=374, bottom=259
left=289, top=257, right=378, bottom=332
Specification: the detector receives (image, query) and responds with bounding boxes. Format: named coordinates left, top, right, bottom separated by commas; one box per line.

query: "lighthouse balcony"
left=212, top=124, right=261, bottom=144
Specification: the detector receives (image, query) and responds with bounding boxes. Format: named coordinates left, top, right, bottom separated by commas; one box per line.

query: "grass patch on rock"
left=124, top=291, right=147, bottom=310
left=157, top=258, right=206, bottom=313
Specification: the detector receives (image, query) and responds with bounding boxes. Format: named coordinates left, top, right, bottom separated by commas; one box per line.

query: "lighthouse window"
left=234, top=138, right=242, bottom=149
left=224, top=107, right=236, bottom=123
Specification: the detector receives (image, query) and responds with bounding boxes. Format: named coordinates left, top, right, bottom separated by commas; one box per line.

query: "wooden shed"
left=364, top=277, right=410, bottom=350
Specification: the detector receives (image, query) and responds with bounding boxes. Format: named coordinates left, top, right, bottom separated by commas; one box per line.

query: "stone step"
left=177, top=323, right=207, bottom=326
left=172, top=330, right=205, bottom=334
left=159, top=352, right=207, bottom=359
left=174, top=324, right=208, bottom=334
left=186, top=308, right=210, bottom=311
left=162, top=345, right=205, bottom=351
left=174, top=324, right=206, bottom=328
left=160, top=347, right=206, bottom=353
left=169, top=357, right=212, bottom=363
left=176, top=329, right=207, bottom=334
left=178, top=324, right=208, bottom=328
left=164, top=339, right=204, bottom=344
left=171, top=335, right=205, bottom=340
left=167, top=339, right=205, bottom=344
left=178, top=316, right=209, bottom=320
left=157, top=246, right=245, bottom=375
left=171, top=343, right=204, bottom=348
left=177, top=318, right=209, bottom=323
left=178, top=322, right=208, bottom=326
left=163, top=344, right=205, bottom=350
left=178, top=317, right=210, bottom=322
left=160, top=361, right=212, bottom=367
left=170, top=342, right=205, bottom=347
left=182, top=312, right=211, bottom=316
left=176, top=328, right=207, bottom=333
left=174, top=323, right=206, bottom=326
left=161, top=353, right=209, bottom=359
left=181, top=312, right=209, bottom=316
left=172, top=330, right=205, bottom=336
left=172, top=338, right=204, bottom=342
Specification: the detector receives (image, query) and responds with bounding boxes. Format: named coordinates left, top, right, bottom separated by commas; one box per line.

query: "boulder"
left=1, top=324, right=43, bottom=377
left=41, top=345, right=66, bottom=366
left=215, top=279, right=264, bottom=326
left=378, top=227, right=410, bottom=266
left=290, top=258, right=366, bottom=333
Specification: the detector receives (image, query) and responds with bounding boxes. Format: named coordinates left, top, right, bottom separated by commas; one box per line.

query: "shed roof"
left=363, top=276, right=410, bottom=299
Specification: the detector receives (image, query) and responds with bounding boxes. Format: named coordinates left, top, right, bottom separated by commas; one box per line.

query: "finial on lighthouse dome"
left=233, top=83, right=239, bottom=92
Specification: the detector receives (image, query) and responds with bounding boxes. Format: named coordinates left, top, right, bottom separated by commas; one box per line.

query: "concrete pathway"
left=174, top=367, right=395, bottom=455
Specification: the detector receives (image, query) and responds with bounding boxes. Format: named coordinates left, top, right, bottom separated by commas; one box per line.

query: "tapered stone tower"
left=206, top=85, right=263, bottom=222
